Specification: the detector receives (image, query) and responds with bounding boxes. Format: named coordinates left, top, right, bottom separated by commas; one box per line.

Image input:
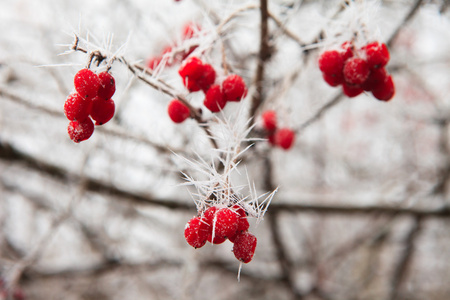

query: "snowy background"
left=1, top=0, right=450, bottom=299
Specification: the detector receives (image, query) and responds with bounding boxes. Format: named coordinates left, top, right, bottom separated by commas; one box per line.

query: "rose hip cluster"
left=64, top=69, right=116, bottom=143
left=261, top=110, right=295, bottom=150
left=318, top=41, right=395, bottom=101
left=184, top=205, right=257, bottom=264
left=167, top=56, right=248, bottom=123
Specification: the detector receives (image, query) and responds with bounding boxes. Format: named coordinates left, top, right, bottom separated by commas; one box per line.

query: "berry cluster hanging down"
left=261, top=110, right=295, bottom=150
left=184, top=204, right=257, bottom=264
left=167, top=56, right=248, bottom=123
left=318, top=41, right=395, bottom=101
left=64, top=69, right=116, bottom=143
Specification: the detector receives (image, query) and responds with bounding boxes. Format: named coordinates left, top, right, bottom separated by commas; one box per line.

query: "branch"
left=0, top=139, right=193, bottom=211
left=296, top=93, right=344, bottom=133
left=388, top=216, right=423, bottom=300
left=387, top=0, right=424, bottom=47
left=3, top=140, right=450, bottom=218
left=249, top=0, right=272, bottom=124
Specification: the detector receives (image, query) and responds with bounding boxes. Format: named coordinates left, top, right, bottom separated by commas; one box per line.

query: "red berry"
left=197, top=63, right=216, bottom=92
left=318, top=50, right=345, bottom=76
left=74, top=69, right=101, bottom=100
left=204, top=85, right=226, bottom=112
left=322, top=73, right=344, bottom=87
left=203, top=206, right=217, bottom=226
left=274, top=128, right=295, bottom=150
left=208, top=234, right=227, bottom=244
left=267, top=134, right=276, bottom=145
left=233, top=232, right=257, bottom=263
left=184, top=217, right=209, bottom=249
left=343, top=57, right=370, bottom=85
left=202, top=206, right=230, bottom=244
left=213, top=208, right=239, bottom=238
left=262, top=110, right=277, bottom=132
left=67, top=118, right=94, bottom=143
left=342, top=83, right=364, bottom=98
left=179, top=57, right=202, bottom=77
left=222, top=74, right=247, bottom=102
left=361, top=68, right=388, bottom=91
left=64, top=92, right=92, bottom=121
left=90, top=97, right=115, bottom=125
left=179, top=57, right=204, bottom=92
left=229, top=206, right=249, bottom=243
left=97, top=72, right=116, bottom=100
left=340, top=41, right=354, bottom=61
left=364, top=42, right=390, bottom=69
left=168, top=99, right=190, bottom=123
left=371, top=75, right=395, bottom=101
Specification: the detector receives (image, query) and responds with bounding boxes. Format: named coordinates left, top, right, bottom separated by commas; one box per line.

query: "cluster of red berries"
left=261, top=110, right=295, bottom=150
left=184, top=205, right=257, bottom=264
left=318, top=41, right=395, bottom=101
left=64, top=69, right=116, bottom=143
left=147, top=22, right=200, bottom=70
left=167, top=56, right=248, bottom=123
left=0, top=279, right=24, bottom=300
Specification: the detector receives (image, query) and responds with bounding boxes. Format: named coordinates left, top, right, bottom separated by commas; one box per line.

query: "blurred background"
left=1, top=0, right=450, bottom=299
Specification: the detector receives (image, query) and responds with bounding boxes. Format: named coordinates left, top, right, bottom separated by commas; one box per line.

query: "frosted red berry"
left=90, top=97, right=115, bottom=125
left=364, top=42, right=390, bottom=69
left=184, top=217, right=208, bottom=249
left=222, top=74, right=247, bottom=102
left=361, top=68, right=388, bottom=91
left=340, top=41, right=354, bottom=61
left=168, top=99, right=190, bottom=123
left=318, top=50, right=345, bottom=76
left=275, top=128, right=295, bottom=150
left=203, top=206, right=218, bottom=226
left=342, top=83, right=364, bottom=98
left=67, top=118, right=94, bottom=143
left=267, top=134, right=276, bottom=145
left=97, top=72, right=116, bottom=100
left=229, top=206, right=249, bottom=243
left=322, top=73, right=344, bottom=87
left=179, top=57, right=204, bottom=92
left=262, top=110, right=277, bottom=132
left=64, top=92, right=92, bottom=121
left=74, top=68, right=101, bottom=100
left=371, top=75, right=395, bottom=101
left=197, top=63, right=216, bottom=92
left=343, top=57, right=370, bottom=85
left=213, top=208, right=239, bottom=239
left=203, top=206, right=226, bottom=244
left=204, top=85, right=226, bottom=112
left=233, top=232, right=257, bottom=263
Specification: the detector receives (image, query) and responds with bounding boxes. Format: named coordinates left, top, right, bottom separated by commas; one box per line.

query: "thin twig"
left=388, top=216, right=423, bottom=300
